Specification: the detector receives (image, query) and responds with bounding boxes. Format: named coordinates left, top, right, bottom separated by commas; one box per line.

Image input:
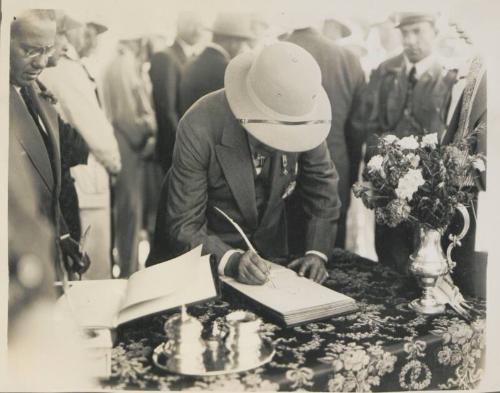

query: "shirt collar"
left=404, top=54, right=436, bottom=79
left=206, top=42, right=231, bottom=61
left=176, top=38, right=196, bottom=58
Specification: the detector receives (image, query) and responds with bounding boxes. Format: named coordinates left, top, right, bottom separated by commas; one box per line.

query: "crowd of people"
left=7, top=6, right=486, bottom=387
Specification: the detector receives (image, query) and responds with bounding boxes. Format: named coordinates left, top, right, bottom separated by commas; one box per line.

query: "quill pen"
left=214, top=207, right=276, bottom=287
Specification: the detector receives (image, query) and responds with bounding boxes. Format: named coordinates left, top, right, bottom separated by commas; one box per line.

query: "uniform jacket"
left=148, top=90, right=341, bottom=265
left=286, top=28, right=366, bottom=206
left=179, top=46, right=229, bottom=115
left=9, top=83, right=67, bottom=237
left=365, top=53, right=456, bottom=159
left=149, top=40, right=187, bottom=172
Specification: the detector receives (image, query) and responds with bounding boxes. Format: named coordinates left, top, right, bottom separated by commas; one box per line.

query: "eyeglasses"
left=20, top=43, right=56, bottom=59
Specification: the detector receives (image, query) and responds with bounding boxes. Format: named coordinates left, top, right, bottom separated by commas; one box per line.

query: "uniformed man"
left=364, top=12, right=457, bottom=272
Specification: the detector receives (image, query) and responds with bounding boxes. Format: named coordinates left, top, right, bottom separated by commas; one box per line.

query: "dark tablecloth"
left=104, top=250, right=486, bottom=391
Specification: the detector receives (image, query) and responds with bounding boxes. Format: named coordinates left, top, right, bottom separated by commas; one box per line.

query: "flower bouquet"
left=353, top=133, right=485, bottom=316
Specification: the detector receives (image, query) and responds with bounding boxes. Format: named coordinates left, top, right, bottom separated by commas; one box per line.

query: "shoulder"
left=178, top=90, right=229, bottom=142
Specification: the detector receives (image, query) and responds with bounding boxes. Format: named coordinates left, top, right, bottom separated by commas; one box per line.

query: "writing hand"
left=233, top=250, right=270, bottom=285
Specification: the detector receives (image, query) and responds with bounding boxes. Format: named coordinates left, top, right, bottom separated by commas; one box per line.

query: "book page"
left=117, top=254, right=217, bottom=325
left=221, top=263, right=354, bottom=315
left=120, top=245, right=203, bottom=311
left=55, top=280, right=128, bottom=329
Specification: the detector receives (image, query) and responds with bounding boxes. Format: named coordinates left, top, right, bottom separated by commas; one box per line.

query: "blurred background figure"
left=101, top=36, right=157, bottom=277
left=249, top=12, right=272, bottom=49
left=322, top=15, right=352, bottom=41
left=149, top=11, right=203, bottom=174
left=364, top=11, right=457, bottom=273
left=179, top=12, right=255, bottom=114
left=40, top=12, right=121, bottom=280
left=283, top=11, right=366, bottom=251
left=80, top=21, right=108, bottom=58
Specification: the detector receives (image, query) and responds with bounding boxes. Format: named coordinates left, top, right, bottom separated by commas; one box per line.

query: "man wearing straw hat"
left=179, top=12, right=255, bottom=115
left=149, top=42, right=341, bottom=285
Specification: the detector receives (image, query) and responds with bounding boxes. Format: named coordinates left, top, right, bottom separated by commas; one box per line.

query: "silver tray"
left=152, top=340, right=275, bottom=376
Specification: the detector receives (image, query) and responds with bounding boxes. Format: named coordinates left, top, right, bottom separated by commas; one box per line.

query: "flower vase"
left=409, top=227, right=448, bottom=314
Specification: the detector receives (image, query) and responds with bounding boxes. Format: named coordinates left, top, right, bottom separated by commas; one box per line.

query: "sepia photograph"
left=0, top=0, right=498, bottom=391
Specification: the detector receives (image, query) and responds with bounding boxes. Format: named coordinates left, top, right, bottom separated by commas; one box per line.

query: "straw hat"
left=225, top=42, right=331, bottom=153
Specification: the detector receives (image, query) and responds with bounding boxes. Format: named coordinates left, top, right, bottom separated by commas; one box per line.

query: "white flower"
left=406, top=153, right=420, bottom=168
left=383, top=134, right=398, bottom=143
left=472, top=157, right=486, bottom=172
left=421, top=133, right=438, bottom=149
left=395, top=169, right=425, bottom=201
left=367, top=155, right=384, bottom=172
left=397, top=136, right=420, bottom=150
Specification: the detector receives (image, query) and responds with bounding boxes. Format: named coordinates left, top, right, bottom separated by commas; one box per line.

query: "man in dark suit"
left=149, top=42, right=341, bottom=285
left=179, top=12, right=255, bottom=115
left=364, top=12, right=457, bottom=272
left=149, top=12, right=202, bottom=173
left=285, top=22, right=366, bottom=249
left=9, top=9, right=89, bottom=275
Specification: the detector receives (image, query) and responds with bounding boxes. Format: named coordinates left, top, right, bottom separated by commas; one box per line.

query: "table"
left=103, top=250, right=486, bottom=391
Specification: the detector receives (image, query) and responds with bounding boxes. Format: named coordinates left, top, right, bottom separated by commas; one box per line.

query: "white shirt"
left=403, top=54, right=436, bottom=79
left=176, top=38, right=197, bottom=59
left=40, top=44, right=122, bottom=208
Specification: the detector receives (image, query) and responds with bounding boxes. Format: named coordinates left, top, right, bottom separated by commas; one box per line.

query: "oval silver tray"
left=152, top=340, right=275, bottom=376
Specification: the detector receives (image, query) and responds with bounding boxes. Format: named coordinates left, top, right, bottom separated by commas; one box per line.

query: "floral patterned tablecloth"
left=104, top=250, right=486, bottom=391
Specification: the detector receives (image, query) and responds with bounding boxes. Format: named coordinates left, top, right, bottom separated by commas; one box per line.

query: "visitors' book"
left=56, top=245, right=218, bottom=329
left=221, top=262, right=357, bottom=327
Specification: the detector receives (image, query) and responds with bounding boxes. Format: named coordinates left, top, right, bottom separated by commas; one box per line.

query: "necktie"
left=404, top=66, right=417, bottom=116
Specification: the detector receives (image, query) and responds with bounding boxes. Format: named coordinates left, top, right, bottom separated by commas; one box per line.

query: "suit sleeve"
left=58, top=117, right=89, bottom=168
left=165, top=119, right=233, bottom=262
left=344, top=53, right=368, bottom=186
left=298, top=141, right=341, bottom=260
left=364, top=65, right=385, bottom=163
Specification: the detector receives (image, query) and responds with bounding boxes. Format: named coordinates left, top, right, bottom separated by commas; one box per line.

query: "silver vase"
left=409, top=204, right=471, bottom=314
left=409, top=227, right=448, bottom=314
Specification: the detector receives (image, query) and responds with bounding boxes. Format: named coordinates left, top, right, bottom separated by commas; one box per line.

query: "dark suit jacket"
left=179, top=46, right=229, bottom=115
left=365, top=53, right=457, bottom=160
left=286, top=28, right=366, bottom=209
left=148, top=90, right=341, bottom=266
left=149, top=41, right=187, bottom=172
left=9, top=83, right=67, bottom=239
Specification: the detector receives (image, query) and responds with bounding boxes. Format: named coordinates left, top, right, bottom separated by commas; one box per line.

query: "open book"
left=221, top=262, right=357, bottom=326
left=56, top=245, right=217, bottom=329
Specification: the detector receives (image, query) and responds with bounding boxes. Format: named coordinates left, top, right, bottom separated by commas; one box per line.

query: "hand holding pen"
left=214, top=207, right=276, bottom=287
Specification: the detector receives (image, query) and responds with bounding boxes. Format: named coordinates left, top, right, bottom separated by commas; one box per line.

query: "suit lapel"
left=10, top=85, right=54, bottom=191
left=172, top=40, right=188, bottom=65
left=215, top=119, right=258, bottom=229
left=30, top=84, right=61, bottom=193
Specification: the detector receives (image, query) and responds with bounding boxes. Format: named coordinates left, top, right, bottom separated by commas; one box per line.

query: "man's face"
left=400, top=21, right=437, bottom=63
left=80, top=25, right=99, bottom=57
left=10, top=18, right=56, bottom=86
left=47, top=33, right=69, bottom=67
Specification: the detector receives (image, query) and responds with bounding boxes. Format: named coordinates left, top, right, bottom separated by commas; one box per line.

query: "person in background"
left=101, top=36, right=157, bottom=277
left=179, top=12, right=255, bottom=115
left=322, top=16, right=352, bottom=42
left=364, top=12, right=457, bottom=273
left=42, top=12, right=90, bottom=243
left=441, top=48, right=486, bottom=298
left=149, top=11, right=203, bottom=174
left=40, top=13, right=121, bottom=279
left=79, top=21, right=108, bottom=58
left=9, top=9, right=90, bottom=277
left=284, top=15, right=366, bottom=250
left=148, top=42, right=341, bottom=286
